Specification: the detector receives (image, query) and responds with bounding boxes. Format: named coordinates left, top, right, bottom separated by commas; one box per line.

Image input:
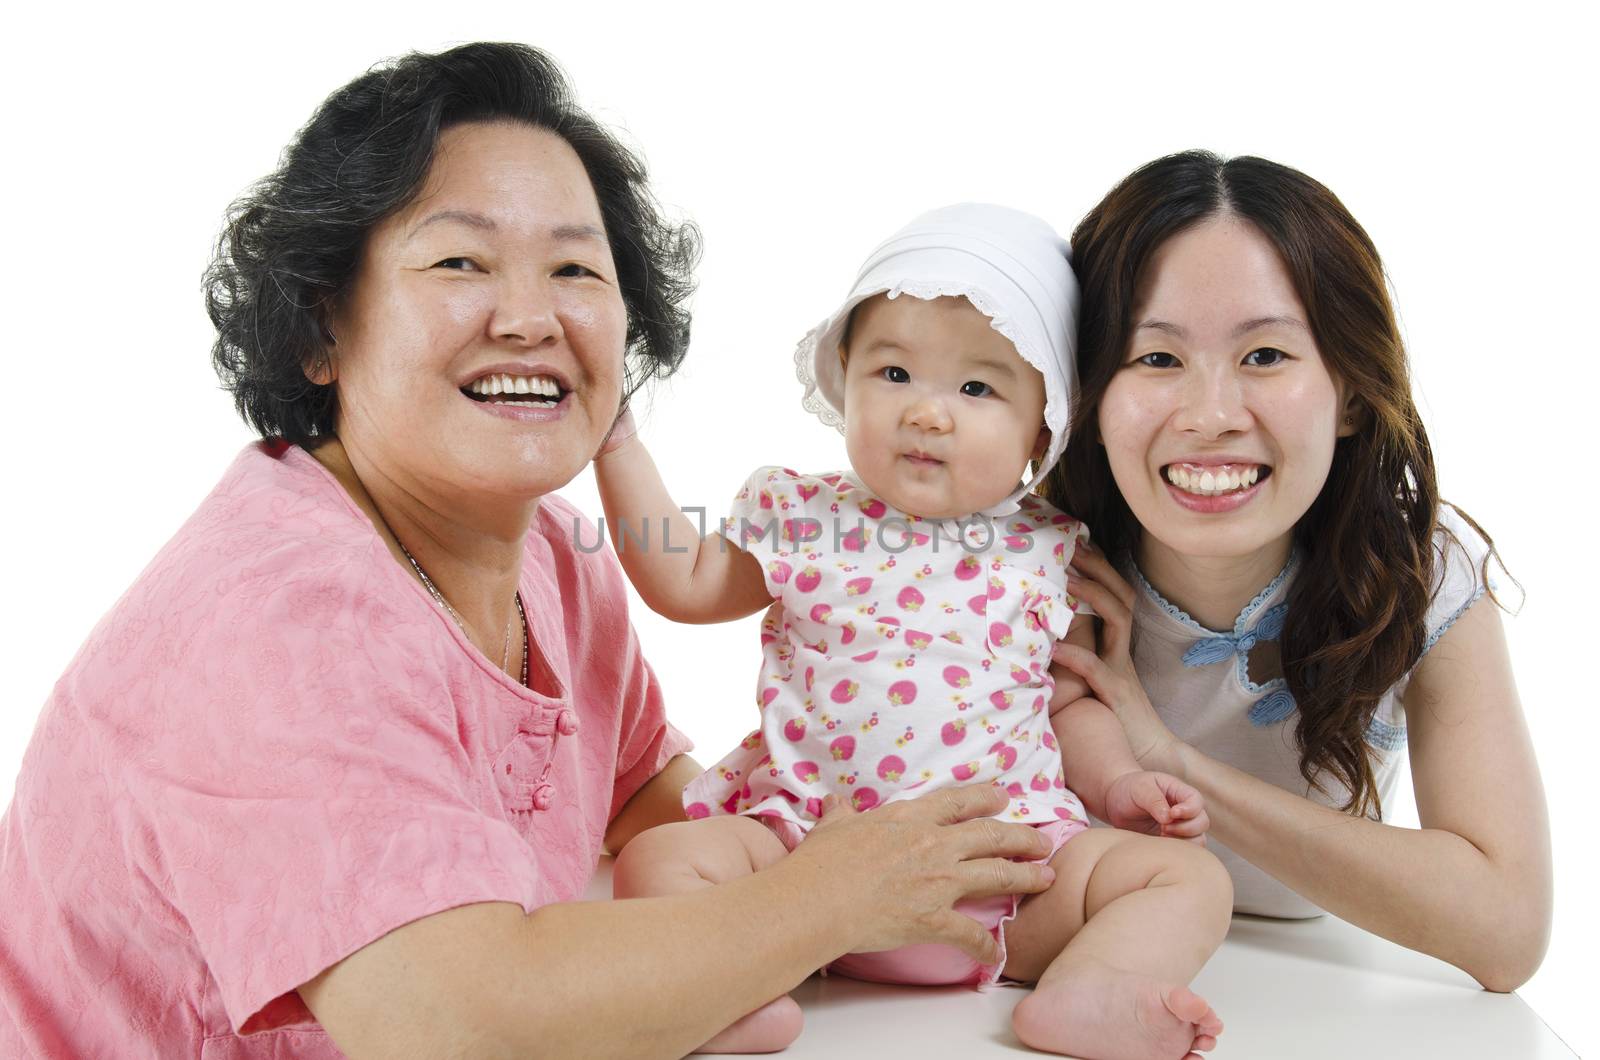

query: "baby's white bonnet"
left=793, top=202, right=1081, bottom=519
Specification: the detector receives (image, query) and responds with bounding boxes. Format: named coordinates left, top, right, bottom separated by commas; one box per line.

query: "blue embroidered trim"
left=1132, top=556, right=1302, bottom=723
left=1182, top=603, right=1288, bottom=667
left=1248, top=687, right=1297, bottom=726
left=1419, top=585, right=1488, bottom=659
left=1365, top=714, right=1407, bottom=751
left=1128, top=564, right=1208, bottom=633
left=1237, top=557, right=1300, bottom=631
left=1132, top=554, right=1299, bottom=640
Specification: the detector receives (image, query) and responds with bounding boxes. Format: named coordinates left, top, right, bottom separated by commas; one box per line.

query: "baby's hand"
left=1103, top=771, right=1209, bottom=844
left=596, top=406, right=639, bottom=459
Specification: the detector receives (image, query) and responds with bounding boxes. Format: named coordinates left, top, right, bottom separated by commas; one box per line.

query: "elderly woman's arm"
left=605, top=753, right=700, bottom=854
left=299, top=784, right=1056, bottom=1058
left=1056, top=553, right=1552, bottom=992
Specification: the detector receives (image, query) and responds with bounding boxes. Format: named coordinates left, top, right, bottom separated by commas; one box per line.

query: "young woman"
left=1046, top=151, right=1551, bottom=992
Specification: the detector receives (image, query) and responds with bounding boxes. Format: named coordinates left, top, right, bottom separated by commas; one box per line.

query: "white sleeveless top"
left=1128, top=505, right=1492, bottom=918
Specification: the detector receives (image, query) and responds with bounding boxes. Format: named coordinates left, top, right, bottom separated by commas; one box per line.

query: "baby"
left=595, top=205, right=1231, bottom=1059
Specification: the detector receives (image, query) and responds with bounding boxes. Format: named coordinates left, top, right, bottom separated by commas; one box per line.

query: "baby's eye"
left=1243, top=347, right=1287, bottom=367
left=1136, top=351, right=1179, bottom=369
left=431, top=257, right=481, bottom=272
left=960, top=381, right=994, bottom=398
left=881, top=366, right=910, bottom=383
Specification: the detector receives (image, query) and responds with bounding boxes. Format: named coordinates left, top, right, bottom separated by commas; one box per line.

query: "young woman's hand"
left=1104, top=770, right=1208, bottom=843
left=1052, top=544, right=1186, bottom=775
left=782, top=784, right=1056, bottom=965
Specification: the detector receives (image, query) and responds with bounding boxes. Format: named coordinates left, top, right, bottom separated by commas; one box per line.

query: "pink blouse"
left=0, top=442, right=690, bottom=1058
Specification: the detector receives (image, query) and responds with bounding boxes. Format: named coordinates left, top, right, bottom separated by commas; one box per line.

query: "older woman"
left=0, top=43, right=1055, bottom=1058
left=1047, top=151, right=1551, bottom=992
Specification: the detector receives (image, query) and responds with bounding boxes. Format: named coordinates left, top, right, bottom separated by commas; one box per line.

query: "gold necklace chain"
left=396, top=539, right=527, bottom=687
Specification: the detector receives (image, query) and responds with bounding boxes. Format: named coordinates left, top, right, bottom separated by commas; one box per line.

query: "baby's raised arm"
left=594, top=413, right=772, bottom=624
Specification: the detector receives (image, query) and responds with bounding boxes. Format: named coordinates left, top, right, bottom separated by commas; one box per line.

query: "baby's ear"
left=1031, top=426, right=1051, bottom=462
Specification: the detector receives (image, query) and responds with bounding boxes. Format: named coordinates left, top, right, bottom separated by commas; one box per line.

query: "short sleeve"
left=104, top=562, right=544, bottom=1035
left=607, top=598, right=694, bottom=813
left=719, top=466, right=819, bottom=598
left=1419, top=503, right=1496, bottom=659
left=1014, top=501, right=1093, bottom=638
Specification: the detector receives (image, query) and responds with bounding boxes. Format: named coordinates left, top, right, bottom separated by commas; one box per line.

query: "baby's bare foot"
left=1012, top=960, right=1222, bottom=1059
left=693, top=995, right=803, bottom=1054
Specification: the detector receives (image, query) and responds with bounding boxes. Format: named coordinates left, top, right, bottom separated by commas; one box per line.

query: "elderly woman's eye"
left=555, top=263, right=599, bottom=278
left=432, top=257, right=480, bottom=271
left=1136, top=351, right=1179, bottom=369
left=960, top=381, right=993, bottom=398
left=881, top=366, right=910, bottom=383
left=1243, top=347, right=1287, bottom=367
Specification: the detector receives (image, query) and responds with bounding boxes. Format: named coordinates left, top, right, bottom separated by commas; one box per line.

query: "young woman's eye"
left=431, top=257, right=481, bottom=272
left=1136, top=351, right=1179, bottom=369
left=1243, top=347, right=1288, bottom=367
left=881, top=366, right=910, bottom=383
left=960, top=381, right=994, bottom=398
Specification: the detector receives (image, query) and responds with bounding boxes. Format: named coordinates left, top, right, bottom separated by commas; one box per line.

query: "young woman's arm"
left=1057, top=551, right=1552, bottom=991
left=298, top=785, right=1057, bottom=1059
left=592, top=414, right=771, bottom=624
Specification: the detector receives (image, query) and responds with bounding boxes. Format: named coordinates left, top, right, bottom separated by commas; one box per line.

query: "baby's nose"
left=904, top=396, right=953, bottom=432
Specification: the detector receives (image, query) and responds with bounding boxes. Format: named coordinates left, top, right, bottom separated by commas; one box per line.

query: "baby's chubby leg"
left=613, top=816, right=800, bottom=1054
left=1004, top=829, right=1232, bottom=1060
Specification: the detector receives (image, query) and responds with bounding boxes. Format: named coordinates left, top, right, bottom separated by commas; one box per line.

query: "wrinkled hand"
left=1104, top=770, right=1209, bottom=844
left=1052, top=543, right=1184, bottom=773
left=785, top=784, right=1056, bottom=965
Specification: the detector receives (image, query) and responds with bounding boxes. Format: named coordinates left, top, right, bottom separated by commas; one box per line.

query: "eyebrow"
left=966, top=357, right=1019, bottom=381
left=407, top=211, right=608, bottom=244
left=1135, top=315, right=1310, bottom=339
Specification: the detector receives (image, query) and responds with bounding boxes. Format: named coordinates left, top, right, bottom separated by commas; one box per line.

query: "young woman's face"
left=325, top=121, right=628, bottom=506
left=1099, top=215, right=1356, bottom=564
left=841, top=294, right=1048, bottom=520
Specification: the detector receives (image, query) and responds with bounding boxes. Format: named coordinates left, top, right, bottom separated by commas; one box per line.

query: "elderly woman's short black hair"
left=206, top=42, right=699, bottom=446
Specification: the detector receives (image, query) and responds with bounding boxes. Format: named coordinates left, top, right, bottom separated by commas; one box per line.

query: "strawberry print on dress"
left=683, top=467, right=1090, bottom=832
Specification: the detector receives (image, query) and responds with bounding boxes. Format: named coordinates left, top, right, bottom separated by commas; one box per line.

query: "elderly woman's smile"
left=325, top=120, right=628, bottom=502
left=462, top=368, right=569, bottom=409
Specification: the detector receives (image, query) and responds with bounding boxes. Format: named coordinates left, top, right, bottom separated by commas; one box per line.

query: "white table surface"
left=584, top=859, right=1572, bottom=1059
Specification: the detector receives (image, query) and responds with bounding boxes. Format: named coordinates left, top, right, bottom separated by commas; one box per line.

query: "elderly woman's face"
left=326, top=121, right=627, bottom=504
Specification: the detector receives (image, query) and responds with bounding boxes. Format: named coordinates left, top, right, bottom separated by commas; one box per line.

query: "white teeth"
left=466, top=374, right=563, bottom=400
left=1165, top=464, right=1265, bottom=496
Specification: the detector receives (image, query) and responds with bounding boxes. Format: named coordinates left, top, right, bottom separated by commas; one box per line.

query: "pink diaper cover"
left=759, top=813, right=1087, bottom=987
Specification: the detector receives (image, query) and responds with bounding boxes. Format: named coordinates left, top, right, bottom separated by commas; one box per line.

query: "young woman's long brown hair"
left=1047, top=150, right=1500, bottom=817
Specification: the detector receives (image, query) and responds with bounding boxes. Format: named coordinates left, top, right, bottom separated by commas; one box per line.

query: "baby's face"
left=840, top=293, right=1048, bottom=520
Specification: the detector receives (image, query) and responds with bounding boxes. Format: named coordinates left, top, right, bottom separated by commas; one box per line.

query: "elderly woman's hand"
left=1052, top=545, right=1186, bottom=776
left=780, top=784, right=1055, bottom=965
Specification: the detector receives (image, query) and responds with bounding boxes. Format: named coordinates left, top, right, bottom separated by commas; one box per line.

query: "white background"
left=1, top=2, right=1592, bottom=1055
